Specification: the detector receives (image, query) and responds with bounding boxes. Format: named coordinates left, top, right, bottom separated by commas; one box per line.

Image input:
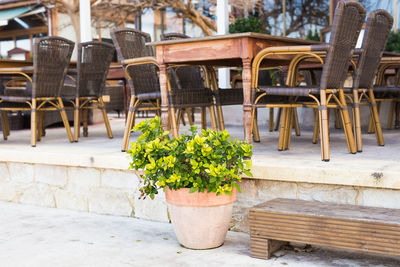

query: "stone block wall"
left=0, top=162, right=169, bottom=222
left=1, top=161, right=400, bottom=234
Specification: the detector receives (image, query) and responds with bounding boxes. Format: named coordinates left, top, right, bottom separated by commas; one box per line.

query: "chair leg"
left=352, top=90, right=363, bottom=152
left=368, top=89, right=384, bottom=146
left=176, top=109, right=183, bottom=126
left=269, top=108, right=274, bottom=132
left=58, top=98, right=74, bottom=143
left=99, top=98, right=113, bottom=139
left=293, top=108, right=301, bottom=136
left=122, top=97, right=136, bottom=152
left=41, top=111, right=46, bottom=137
left=284, top=108, right=294, bottom=150
left=180, top=109, right=186, bottom=126
left=334, top=109, right=341, bottom=129
left=208, top=106, right=218, bottom=131
left=37, top=111, right=44, bottom=142
left=312, top=108, right=319, bottom=144
left=274, top=107, right=282, bottom=131
left=201, top=107, right=207, bottom=130
left=252, top=108, right=260, bottom=142
left=368, top=102, right=381, bottom=133
left=82, top=109, right=88, bottom=137
left=185, top=108, right=194, bottom=126
left=170, top=107, right=179, bottom=137
left=30, top=99, right=37, bottom=147
left=1, top=111, right=8, bottom=140
left=338, top=89, right=356, bottom=154
left=388, top=101, right=395, bottom=130
left=396, top=102, right=400, bottom=129
left=74, top=97, right=80, bottom=142
left=4, top=112, right=10, bottom=137
left=278, top=108, right=288, bottom=151
left=215, top=105, right=225, bottom=131
left=319, top=91, right=330, bottom=161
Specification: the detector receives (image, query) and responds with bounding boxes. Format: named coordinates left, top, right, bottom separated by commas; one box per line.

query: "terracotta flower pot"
left=165, top=187, right=236, bottom=249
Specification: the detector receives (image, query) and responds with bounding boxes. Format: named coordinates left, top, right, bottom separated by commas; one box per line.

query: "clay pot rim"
left=165, top=187, right=236, bottom=207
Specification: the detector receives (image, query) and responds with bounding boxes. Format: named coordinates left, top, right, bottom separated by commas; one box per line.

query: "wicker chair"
left=0, top=36, right=74, bottom=146
left=61, top=41, right=115, bottom=141
left=251, top=0, right=366, bottom=161
left=372, top=64, right=400, bottom=130
left=111, top=28, right=161, bottom=151
left=347, top=9, right=393, bottom=152
left=160, top=32, right=217, bottom=133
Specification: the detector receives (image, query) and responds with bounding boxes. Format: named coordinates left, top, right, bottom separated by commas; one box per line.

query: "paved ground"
left=0, top=201, right=399, bottom=267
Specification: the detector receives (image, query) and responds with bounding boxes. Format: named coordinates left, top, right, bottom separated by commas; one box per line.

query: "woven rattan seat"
left=111, top=28, right=162, bottom=151
left=0, top=36, right=74, bottom=146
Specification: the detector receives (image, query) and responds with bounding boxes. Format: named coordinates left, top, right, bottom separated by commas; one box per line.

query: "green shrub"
left=229, top=16, right=265, bottom=34
left=128, top=117, right=253, bottom=199
left=306, top=28, right=320, bottom=41
left=385, top=31, right=400, bottom=53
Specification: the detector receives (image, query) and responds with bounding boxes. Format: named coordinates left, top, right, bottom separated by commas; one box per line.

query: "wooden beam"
left=0, top=26, right=48, bottom=40
left=51, top=8, right=58, bottom=36
left=0, top=1, right=38, bottom=11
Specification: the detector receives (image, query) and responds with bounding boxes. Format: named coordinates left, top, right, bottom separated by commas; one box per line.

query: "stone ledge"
left=2, top=151, right=400, bottom=191
left=251, top=155, right=400, bottom=190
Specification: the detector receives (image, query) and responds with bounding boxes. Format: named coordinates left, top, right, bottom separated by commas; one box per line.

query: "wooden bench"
left=249, top=198, right=400, bottom=259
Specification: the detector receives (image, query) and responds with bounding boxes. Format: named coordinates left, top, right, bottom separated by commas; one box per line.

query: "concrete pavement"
left=0, top=201, right=399, bottom=267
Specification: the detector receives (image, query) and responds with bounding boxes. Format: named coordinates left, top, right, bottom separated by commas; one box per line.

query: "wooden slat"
left=249, top=199, right=400, bottom=259
left=251, top=198, right=400, bottom=226
left=249, top=212, right=400, bottom=234
left=0, top=1, right=37, bottom=10
left=0, top=26, right=48, bottom=40
left=251, top=233, right=400, bottom=256
left=250, top=223, right=400, bottom=247
left=249, top=218, right=400, bottom=241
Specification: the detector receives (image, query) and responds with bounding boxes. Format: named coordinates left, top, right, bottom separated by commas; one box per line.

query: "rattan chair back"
left=32, top=36, right=74, bottom=98
left=320, top=1, right=366, bottom=90
left=77, top=41, right=115, bottom=98
left=110, top=28, right=160, bottom=99
left=353, top=10, right=393, bottom=89
left=160, top=33, right=205, bottom=90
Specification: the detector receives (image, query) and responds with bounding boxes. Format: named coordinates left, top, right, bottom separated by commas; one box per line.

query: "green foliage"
left=127, top=117, right=253, bottom=199
left=385, top=31, right=400, bottom=53
left=306, top=28, right=320, bottom=42
left=229, top=16, right=265, bottom=34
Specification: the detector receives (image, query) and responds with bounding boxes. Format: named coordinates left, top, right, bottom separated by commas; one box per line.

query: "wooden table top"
left=148, top=32, right=319, bottom=46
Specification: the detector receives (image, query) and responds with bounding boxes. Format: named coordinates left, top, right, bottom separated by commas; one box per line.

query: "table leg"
left=159, top=64, right=170, bottom=131
left=242, top=58, right=252, bottom=143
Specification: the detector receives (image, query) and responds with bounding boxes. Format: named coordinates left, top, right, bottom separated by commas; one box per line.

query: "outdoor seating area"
left=2, top=0, right=400, bottom=265
left=0, top=1, right=397, bottom=165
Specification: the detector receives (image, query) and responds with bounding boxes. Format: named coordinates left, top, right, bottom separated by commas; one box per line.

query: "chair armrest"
left=0, top=68, right=33, bottom=83
left=310, top=44, right=330, bottom=52
left=252, top=45, right=326, bottom=88
left=122, top=57, right=158, bottom=67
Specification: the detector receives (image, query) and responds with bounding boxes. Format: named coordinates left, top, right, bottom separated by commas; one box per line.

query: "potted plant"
left=127, top=117, right=253, bottom=249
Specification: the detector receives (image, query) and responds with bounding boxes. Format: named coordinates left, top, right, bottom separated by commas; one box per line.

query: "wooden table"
left=148, top=32, right=316, bottom=142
